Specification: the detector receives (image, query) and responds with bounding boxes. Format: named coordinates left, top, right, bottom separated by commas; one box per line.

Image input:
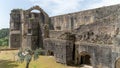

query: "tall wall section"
left=9, top=9, right=23, bottom=48
left=50, top=4, right=120, bottom=31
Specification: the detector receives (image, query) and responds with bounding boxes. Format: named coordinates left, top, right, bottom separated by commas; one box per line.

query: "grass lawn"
left=0, top=50, right=74, bottom=68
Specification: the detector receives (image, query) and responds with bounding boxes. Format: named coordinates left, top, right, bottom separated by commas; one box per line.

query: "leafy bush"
left=0, top=36, right=9, bottom=46
left=0, top=28, right=9, bottom=47
left=0, top=28, right=9, bottom=39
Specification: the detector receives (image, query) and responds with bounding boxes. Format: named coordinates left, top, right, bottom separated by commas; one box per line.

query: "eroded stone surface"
left=10, top=4, right=120, bottom=68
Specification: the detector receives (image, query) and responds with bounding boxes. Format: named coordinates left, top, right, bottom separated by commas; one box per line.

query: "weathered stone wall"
left=20, top=6, right=49, bottom=50
left=10, top=6, right=49, bottom=50
left=10, top=4, right=120, bottom=68
left=75, top=41, right=120, bottom=68
left=75, top=42, right=113, bottom=68
left=73, top=8, right=120, bottom=45
left=44, top=38, right=73, bottom=64
left=9, top=9, right=22, bottom=48
left=49, top=30, right=66, bottom=38
left=50, top=4, right=120, bottom=31
left=10, top=34, right=21, bottom=48
left=21, top=12, right=42, bottom=50
left=44, top=4, right=120, bottom=67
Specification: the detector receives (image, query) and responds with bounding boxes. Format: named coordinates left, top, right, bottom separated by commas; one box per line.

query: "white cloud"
left=101, top=0, right=120, bottom=5
left=28, top=0, right=120, bottom=16
left=85, top=0, right=120, bottom=10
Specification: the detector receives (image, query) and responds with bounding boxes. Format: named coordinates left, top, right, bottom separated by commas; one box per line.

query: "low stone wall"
left=44, top=38, right=73, bottom=64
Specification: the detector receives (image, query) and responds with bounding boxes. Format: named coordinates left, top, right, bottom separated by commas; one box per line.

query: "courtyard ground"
left=0, top=50, right=92, bottom=68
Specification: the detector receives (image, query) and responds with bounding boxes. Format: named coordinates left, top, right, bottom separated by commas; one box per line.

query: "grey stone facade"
left=10, top=4, right=120, bottom=68
left=9, top=6, right=49, bottom=50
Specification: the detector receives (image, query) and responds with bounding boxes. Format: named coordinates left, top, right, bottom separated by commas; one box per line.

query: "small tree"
left=17, top=48, right=41, bottom=68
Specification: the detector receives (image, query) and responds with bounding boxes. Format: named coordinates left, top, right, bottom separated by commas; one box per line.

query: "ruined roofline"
left=11, top=5, right=47, bottom=14
left=10, top=4, right=120, bottom=17
left=11, top=9, right=23, bottom=12
left=50, top=4, right=120, bottom=18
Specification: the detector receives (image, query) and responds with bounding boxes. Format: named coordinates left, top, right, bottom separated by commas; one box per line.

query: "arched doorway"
left=47, top=50, right=54, bottom=56
left=115, top=57, right=120, bottom=68
left=79, top=51, right=91, bottom=65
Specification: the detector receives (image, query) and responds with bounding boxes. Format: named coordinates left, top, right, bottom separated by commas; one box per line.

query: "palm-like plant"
left=17, top=48, right=41, bottom=68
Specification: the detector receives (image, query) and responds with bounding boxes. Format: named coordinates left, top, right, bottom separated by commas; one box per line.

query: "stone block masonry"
left=10, top=4, right=120, bottom=68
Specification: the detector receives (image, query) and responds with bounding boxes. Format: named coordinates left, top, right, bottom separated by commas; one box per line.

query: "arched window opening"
left=31, top=10, right=41, bottom=13
left=29, top=10, right=41, bottom=18
left=79, top=51, right=92, bottom=66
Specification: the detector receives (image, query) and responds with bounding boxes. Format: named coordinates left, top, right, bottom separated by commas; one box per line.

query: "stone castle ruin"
left=9, top=4, right=120, bottom=68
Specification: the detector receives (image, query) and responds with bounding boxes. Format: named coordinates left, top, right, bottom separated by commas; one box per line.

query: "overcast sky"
left=0, top=0, right=120, bottom=29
